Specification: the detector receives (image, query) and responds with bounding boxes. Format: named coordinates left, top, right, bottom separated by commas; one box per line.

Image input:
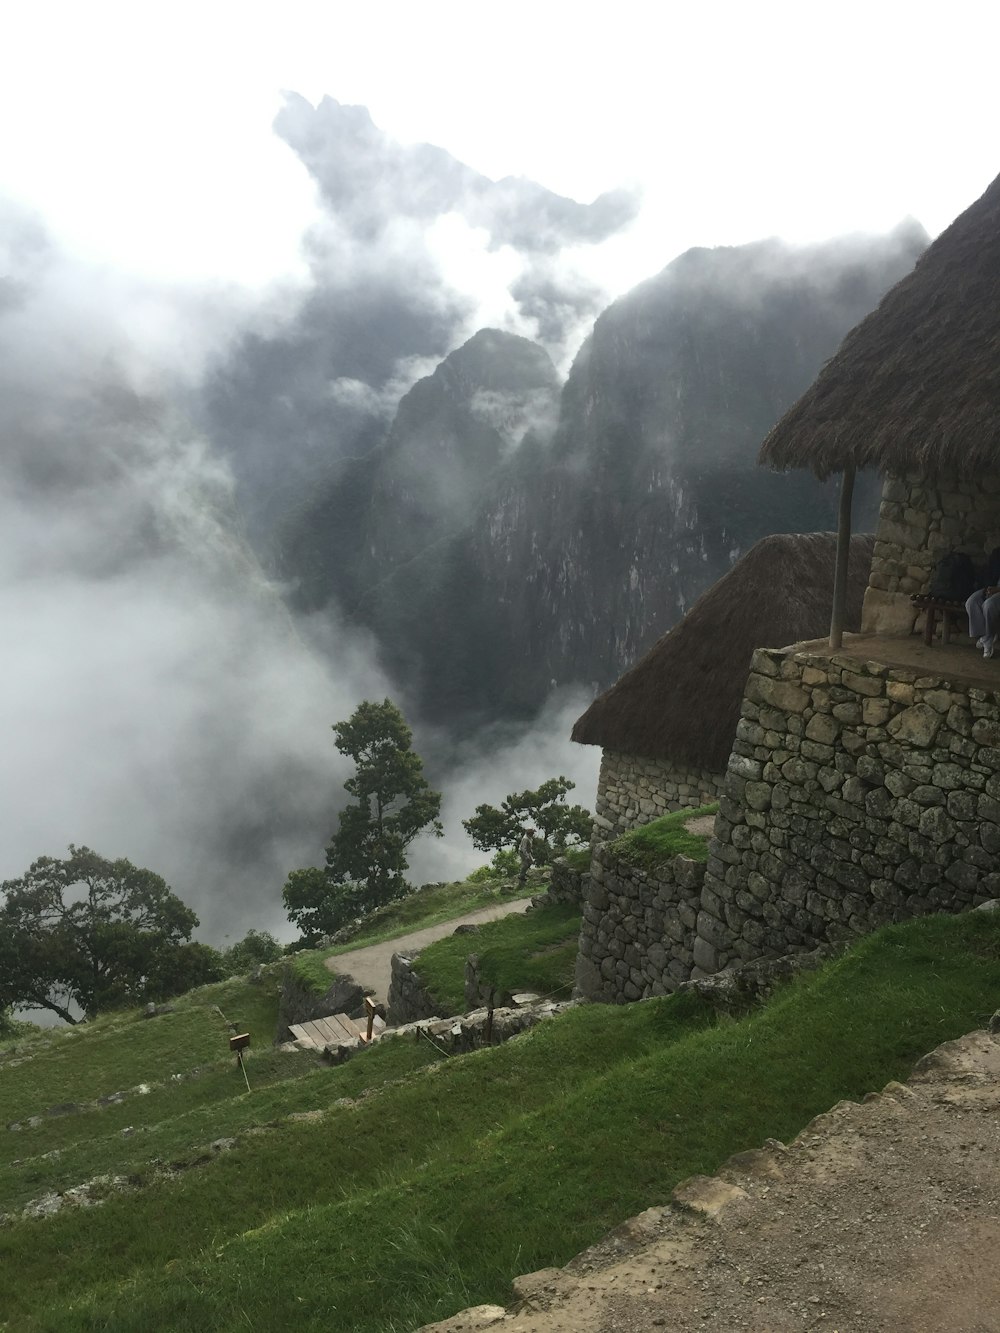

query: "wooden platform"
left=289, top=1012, right=387, bottom=1051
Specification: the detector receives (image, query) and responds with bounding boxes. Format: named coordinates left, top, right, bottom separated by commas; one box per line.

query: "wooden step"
left=288, top=1011, right=387, bottom=1051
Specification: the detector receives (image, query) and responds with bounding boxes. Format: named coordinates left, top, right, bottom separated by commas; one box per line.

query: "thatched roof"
left=572, top=532, right=874, bottom=770
left=759, top=173, right=1000, bottom=478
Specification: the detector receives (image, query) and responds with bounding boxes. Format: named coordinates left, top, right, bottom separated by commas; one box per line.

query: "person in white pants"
left=966, top=585, right=1000, bottom=658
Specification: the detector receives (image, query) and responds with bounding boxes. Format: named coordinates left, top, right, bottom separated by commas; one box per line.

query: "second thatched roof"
left=572, top=531, right=874, bottom=770
left=759, top=171, right=1000, bottom=478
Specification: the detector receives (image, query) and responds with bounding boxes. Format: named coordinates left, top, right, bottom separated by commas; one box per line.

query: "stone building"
left=691, top=169, right=1000, bottom=974
left=571, top=532, right=873, bottom=839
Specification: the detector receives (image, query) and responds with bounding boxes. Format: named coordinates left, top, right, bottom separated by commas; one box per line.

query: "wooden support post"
left=364, top=995, right=377, bottom=1043
left=829, top=464, right=856, bottom=650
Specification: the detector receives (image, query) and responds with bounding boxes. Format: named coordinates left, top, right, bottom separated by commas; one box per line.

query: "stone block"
left=697, top=909, right=733, bottom=951
left=945, top=789, right=976, bottom=822
left=972, top=718, right=1000, bottom=747
left=887, top=681, right=916, bottom=705
left=842, top=673, right=886, bottom=698
left=944, top=861, right=981, bottom=893
left=918, top=805, right=957, bottom=843
left=887, top=703, right=942, bottom=748
left=745, top=781, right=773, bottom=812
left=804, top=713, right=840, bottom=745
left=692, top=935, right=720, bottom=973
left=745, top=674, right=810, bottom=714
left=910, top=784, right=946, bottom=807
left=864, top=788, right=893, bottom=820
left=862, top=698, right=894, bottom=726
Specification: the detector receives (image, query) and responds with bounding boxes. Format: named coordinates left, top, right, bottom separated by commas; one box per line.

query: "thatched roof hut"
left=572, top=532, right=874, bottom=769
left=759, top=172, right=1000, bottom=479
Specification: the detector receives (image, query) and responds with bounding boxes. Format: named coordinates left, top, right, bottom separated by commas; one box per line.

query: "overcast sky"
left=4, top=0, right=998, bottom=297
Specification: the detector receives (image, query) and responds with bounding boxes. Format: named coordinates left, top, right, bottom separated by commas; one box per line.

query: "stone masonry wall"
left=387, top=952, right=442, bottom=1026
left=697, top=645, right=1000, bottom=972
left=593, top=748, right=724, bottom=841
left=863, top=469, right=1000, bottom=636
left=574, top=841, right=706, bottom=1002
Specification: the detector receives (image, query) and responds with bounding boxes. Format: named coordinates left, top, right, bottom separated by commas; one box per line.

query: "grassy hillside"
left=3, top=910, right=1000, bottom=1331
left=414, top=901, right=582, bottom=1012
left=321, top=876, right=538, bottom=958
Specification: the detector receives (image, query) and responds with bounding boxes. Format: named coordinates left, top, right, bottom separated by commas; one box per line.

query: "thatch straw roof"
left=759, top=173, right=1000, bottom=478
left=572, top=532, right=874, bottom=769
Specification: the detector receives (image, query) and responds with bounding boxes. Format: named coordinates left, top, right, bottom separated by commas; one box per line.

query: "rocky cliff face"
left=280, top=329, right=560, bottom=619
left=281, top=225, right=927, bottom=728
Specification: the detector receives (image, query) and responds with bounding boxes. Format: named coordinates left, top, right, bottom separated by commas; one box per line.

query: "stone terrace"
left=695, top=633, right=1000, bottom=973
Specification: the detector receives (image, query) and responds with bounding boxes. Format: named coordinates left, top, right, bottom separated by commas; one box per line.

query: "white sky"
left=3, top=0, right=999, bottom=300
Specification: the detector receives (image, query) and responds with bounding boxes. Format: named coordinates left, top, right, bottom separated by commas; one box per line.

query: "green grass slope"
left=611, top=802, right=719, bottom=868
left=322, top=877, right=538, bottom=959
left=2, top=910, right=999, bottom=1331
left=415, top=901, right=582, bottom=1012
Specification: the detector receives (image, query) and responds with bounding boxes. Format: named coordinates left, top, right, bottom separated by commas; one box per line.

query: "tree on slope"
left=463, top=776, right=591, bottom=866
left=283, top=699, right=442, bottom=941
left=0, top=845, right=212, bottom=1023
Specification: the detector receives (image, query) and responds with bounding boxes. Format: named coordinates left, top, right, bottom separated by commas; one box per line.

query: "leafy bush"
left=467, top=849, right=520, bottom=882
left=219, top=929, right=283, bottom=975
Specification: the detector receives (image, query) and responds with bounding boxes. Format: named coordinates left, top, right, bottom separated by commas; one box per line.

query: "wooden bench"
left=910, top=594, right=968, bottom=646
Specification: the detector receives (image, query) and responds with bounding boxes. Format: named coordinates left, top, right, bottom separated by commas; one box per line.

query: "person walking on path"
left=517, top=828, right=535, bottom=886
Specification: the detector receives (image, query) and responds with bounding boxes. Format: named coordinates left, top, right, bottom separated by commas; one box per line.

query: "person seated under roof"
left=967, top=548, right=1000, bottom=659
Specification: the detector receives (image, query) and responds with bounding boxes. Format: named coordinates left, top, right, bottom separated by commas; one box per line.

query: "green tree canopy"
left=219, top=928, right=282, bottom=975
left=0, top=846, right=206, bottom=1023
left=283, top=699, right=442, bottom=942
left=462, top=777, right=591, bottom=865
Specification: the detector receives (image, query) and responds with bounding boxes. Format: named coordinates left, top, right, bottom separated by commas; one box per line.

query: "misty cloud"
left=510, top=259, right=608, bottom=347
left=408, top=688, right=601, bottom=886
left=0, top=231, right=398, bottom=940
left=275, top=95, right=639, bottom=254
left=0, top=202, right=599, bottom=950
left=198, top=93, right=639, bottom=543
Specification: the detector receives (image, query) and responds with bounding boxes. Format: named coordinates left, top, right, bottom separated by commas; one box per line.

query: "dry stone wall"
left=387, top=953, right=442, bottom=1026
left=697, top=645, right=1000, bottom=971
left=593, top=748, right=723, bottom=840
left=545, top=856, right=589, bottom=905
left=863, top=469, right=1000, bottom=635
left=575, top=841, right=706, bottom=1002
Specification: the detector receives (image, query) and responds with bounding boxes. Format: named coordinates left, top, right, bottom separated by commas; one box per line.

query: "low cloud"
left=407, top=688, right=602, bottom=885
left=0, top=194, right=597, bottom=951
left=274, top=95, right=639, bottom=254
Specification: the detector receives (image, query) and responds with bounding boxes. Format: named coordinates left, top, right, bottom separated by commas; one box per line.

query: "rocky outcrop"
left=280, top=230, right=925, bottom=728
left=387, top=953, right=443, bottom=1026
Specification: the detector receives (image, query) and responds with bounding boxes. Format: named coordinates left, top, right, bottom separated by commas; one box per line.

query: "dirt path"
left=421, top=1029, right=1000, bottom=1332
left=325, top=896, right=533, bottom=1004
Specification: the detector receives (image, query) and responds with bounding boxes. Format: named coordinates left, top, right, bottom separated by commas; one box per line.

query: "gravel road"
left=324, top=896, right=532, bottom=1004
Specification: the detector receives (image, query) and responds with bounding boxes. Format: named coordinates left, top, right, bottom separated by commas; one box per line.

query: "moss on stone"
left=611, top=803, right=719, bottom=869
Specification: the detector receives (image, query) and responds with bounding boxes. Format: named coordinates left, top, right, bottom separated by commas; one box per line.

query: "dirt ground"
left=324, top=896, right=532, bottom=1004
left=796, top=630, right=1000, bottom=691
left=420, top=1029, right=1000, bottom=1333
